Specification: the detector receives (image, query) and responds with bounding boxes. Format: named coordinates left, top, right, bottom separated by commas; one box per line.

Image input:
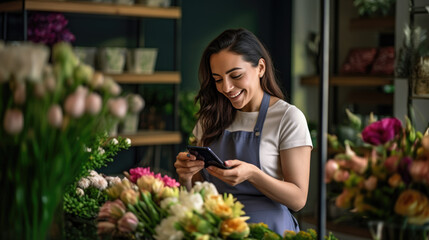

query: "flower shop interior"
left=1, top=0, right=429, bottom=239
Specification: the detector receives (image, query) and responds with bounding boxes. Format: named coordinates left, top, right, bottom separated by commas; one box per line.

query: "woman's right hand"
left=174, top=152, right=205, bottom=188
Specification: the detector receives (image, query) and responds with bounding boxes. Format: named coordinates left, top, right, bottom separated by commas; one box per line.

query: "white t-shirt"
left=193, top=99, right=313, bottom=179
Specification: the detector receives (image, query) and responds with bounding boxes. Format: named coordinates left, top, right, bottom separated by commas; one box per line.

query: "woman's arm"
left=206, top=145, right=311, bottom=211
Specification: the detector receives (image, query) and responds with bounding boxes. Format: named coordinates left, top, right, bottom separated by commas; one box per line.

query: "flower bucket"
left=126, top=48, right=158, bottom=74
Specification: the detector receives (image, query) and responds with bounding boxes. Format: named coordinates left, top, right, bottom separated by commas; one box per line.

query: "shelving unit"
left=0, top=0, right=183, bottom=147
left=300, top=75, right=393, bottom=86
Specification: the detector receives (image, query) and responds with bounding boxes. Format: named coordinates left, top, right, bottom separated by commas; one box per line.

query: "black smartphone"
left=186, top=146, right=230, bottom=169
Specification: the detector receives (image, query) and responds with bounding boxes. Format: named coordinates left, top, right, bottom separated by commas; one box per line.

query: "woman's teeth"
left=231, top=90, right=243, bottom=98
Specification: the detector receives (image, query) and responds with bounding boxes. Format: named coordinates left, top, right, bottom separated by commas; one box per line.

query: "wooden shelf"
left=300, top=75, right=393, bottom=87
left=0, top=0, right=181, bottom=19
left=118, top=130, right=182, bottom=146
left=347, top=91, right=393, bottom=105
left=350, top=16, right=395, bottom=31
left=107, top=71, right=181, bottom=84
left=412, top=94, right=429, bottom=99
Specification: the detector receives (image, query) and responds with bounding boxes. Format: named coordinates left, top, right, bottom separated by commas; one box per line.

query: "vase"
left=368, top=221, right=429, bottom=240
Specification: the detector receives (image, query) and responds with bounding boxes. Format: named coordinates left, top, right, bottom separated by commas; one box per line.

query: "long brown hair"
left=196, top=28, right=284, bottom=146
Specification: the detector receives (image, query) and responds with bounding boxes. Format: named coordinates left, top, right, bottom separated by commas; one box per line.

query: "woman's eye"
left=231, top=74, right=242, bottom=79
left=214, top=78, right=222, bottom=83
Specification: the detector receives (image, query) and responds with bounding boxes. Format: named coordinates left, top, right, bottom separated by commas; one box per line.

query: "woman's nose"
left=222, top=78, right=234, bottom=92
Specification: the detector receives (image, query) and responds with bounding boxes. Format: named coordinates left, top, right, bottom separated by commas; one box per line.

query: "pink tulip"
left=108, top=98, right=128, bottom=119
left=117, top=212, right=139, bottom=233
left=48, top=104, right=63, bottom=128
left=85, top=92, right=102, bottom=115
left=96, top=221, right=116, bottom=235
left=325, top=159, right=339, bottom=183
left=64, top=87, right=87, bottom=118
left=3, top=108, right=23, bottom=135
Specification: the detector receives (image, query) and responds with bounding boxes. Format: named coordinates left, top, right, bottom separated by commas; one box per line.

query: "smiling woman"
left=174, top=28, right=313, bottom=235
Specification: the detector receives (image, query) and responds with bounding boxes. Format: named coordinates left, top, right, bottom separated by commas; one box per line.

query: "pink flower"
left=47, top=104, right=63, bottom=128
left=96, top=221, right=116, bottom=236
left=162, top=175, right=180, bottom=187
left=117, top=212, right=139, bottom=233
left=108, top=98, right=128, bottom=119
left=3, top=108, right=23, bottom=135
left=364, top=176, right=378, bottom=191
left=384, top=155, right=400, bottom=173
left=361, top=118, right=402, bottom=145
left=129, top=167, right=154, bottom=183
left=333, top=169, right=350, bottom=182
left=409, top=160, right=429, bottom=183
left=85, top=92, right=102, bottom=115
left=325, top=159, right=339, bottom=183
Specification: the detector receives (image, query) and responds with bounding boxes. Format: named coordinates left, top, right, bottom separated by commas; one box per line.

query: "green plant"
left=353, top=0, right=396, bottom=17
left=179, top=90, right=199, bottom=144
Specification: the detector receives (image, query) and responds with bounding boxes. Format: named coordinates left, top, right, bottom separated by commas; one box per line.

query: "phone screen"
left=186, top=146, right=230, bottom=169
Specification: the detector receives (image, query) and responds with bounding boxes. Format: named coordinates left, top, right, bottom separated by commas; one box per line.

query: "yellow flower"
left=105, top=178, right=133, bottom=199
left=161, top=186, right=179, bottom=199
left=204, top=195, right=232, bottom=218
left=120, top=188, right=139, bottom=205
left=223, top=193, right=245, bottom=217
left=409, top=206, right=429, bottom=225
left=394, top=190, right=429, bottom=217
left=137, top=175, right=155, bottom=192
left=220, top=217, right=250, bottom=239
left=283, top=230, right=296, bottom=239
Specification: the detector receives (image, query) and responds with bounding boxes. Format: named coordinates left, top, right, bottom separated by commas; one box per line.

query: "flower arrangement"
left=28, top=12, right=75, bottom=46
left=97, top=167, right=338, bottom=240
left=64, top=134, right=131, bottom=220
left=0, top=41, right=129, bottom=239
left=326, top=113, right=429, bottom=229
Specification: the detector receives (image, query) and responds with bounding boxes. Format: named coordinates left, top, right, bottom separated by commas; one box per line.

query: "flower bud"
left=85, top=92, right=102, bottom=115
left=127, top=94, right=145, bottom=113
left=325, top=159, right=339, bottom=183
left=48, top=104, right=63, bottom=128
left=91, top=72, right=104, bottom=89
left=108, top=98, right=128, bottom=119
left=64, top=89, right=86, bottom=118
left=120, top=189, right=139, bottom=205
left=117, top=212, right=139, bottom=233
left=96, top=221, right=116, bottom=236
left=76, top=188, right=84, bottom=197
left=364, top=176, right=377, bottom=191
left=3, top=108, right=23, bottom=135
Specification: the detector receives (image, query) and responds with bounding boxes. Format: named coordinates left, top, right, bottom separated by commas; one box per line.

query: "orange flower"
left=388, top=173, right=403, bottom=188
left=394, top=190, right=429, bottom=217
left=204, top=195, right=232, bottom=218
left=220, top=217, right=250, bottom=239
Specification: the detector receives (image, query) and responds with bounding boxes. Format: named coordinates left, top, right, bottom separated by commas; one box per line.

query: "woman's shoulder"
left=269, top=99, right=307, bottom=122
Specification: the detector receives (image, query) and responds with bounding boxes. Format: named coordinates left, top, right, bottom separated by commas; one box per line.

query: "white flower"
left=76, top=188, right=85, bottom=197
left=105, top=176, right=121, bottom=187
left=154, top=216, right=184, bottom=240
left=98, top=147, right=105, bottom=155
left=85, top=147, right=92, bottom=152
left=78, top=178, right=91, bottom=189
left=160, top=197, right=178, bottom=210
left=111, top=138, right=119, bottom=145
left=125, top=138, right=131, bottom=146
left=191, top=181, right=219, bottom=198
left=91, top=176, right=108, bottom=190
left=89, top=170, right=98, bottom=176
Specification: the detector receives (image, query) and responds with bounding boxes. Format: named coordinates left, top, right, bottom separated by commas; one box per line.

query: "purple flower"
left=361, top=118, right=402, bottom=145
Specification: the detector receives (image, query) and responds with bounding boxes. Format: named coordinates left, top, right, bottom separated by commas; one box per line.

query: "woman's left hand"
left=206, top=160, right=259, bottom=186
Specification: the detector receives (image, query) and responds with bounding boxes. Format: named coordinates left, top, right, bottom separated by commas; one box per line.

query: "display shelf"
left=300, top=75, right=393, bottom=86
left=0, top=0, right=181, bottom=19
left=350, top=16, right=395, bottom=31
left=106, top=71, right=181, bottom=84
left=412, top=94, right=429, bottom=99
left=118, top=130, right=182, bottom=146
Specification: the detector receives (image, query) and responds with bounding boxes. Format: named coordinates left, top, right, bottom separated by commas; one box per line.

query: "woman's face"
left=210, top=50, right=265, bottom=112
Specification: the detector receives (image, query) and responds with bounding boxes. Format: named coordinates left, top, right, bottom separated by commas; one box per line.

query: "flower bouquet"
left=326, top=114, right=429, bottom=239
left=0, top=41, right=129, bottom=239
left=98, top=167, right=338, bottom=240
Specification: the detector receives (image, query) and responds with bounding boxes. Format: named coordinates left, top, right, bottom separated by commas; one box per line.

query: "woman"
left=174, top=28, right=312, bottom=234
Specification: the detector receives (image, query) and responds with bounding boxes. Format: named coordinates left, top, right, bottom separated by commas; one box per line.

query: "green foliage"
left=179, top=90, right=199, bottom=143
left=64, top=187, right=109, bottom=219
left=353, top=0, right=396, bottom=17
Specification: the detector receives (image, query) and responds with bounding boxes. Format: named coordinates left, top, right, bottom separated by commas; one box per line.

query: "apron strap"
left=253, top=92, right=270, bottom=137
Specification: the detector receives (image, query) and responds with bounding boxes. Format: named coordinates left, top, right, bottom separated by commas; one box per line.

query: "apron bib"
left=201, top=92, right=299, bottom=234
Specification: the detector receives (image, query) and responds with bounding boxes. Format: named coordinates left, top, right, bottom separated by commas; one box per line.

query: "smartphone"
left=186, top=146, right=230, bottom=169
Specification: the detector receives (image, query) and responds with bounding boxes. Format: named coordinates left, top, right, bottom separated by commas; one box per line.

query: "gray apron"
left=201, top=92, right=299, bottom=234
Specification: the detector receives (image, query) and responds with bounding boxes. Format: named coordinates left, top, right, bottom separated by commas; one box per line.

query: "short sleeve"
left=279, top=106, right=313, bottom=150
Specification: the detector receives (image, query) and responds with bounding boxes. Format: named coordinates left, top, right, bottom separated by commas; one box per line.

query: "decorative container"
left=73, top=46, right=96, bottom=67
left=127, top=48, right=158, bottom=74
left=98, top=47, right=126, bottom=74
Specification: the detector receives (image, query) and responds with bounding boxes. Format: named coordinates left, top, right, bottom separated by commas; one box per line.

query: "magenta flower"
left=129, top=167, right=154, bottom=183
left=361, top=118, right=402, bottom=145
left=162, top=175, right=180, bottom=187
